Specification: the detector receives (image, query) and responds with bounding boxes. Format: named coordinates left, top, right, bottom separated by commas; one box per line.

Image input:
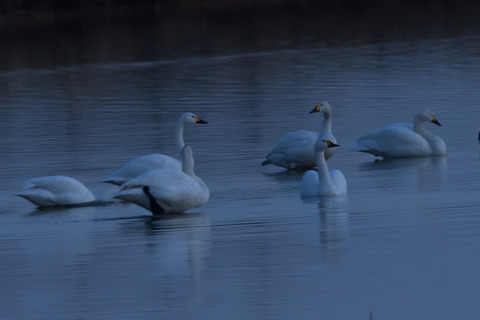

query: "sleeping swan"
left=301, top=140, right=347, bottom=197
left=261, top=101, right=337, bottom=170
left=16, top=176, right=95, bottom=207
left=114, top=145, right=209, bottom=214
left=103, top=112, right=207, bottom=185
left=352, top=110, right=446, bottom=159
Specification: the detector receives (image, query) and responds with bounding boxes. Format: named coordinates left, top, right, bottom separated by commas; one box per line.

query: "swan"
left=114, top=145, right=209, bottom=214
left=16, top=176, right=95, bottom=207
left=352, top=110, right=446, bottom=159
left=103, top=112, right=207, bottom=185
left=301, top=140, right=347, bottom=197
left=261, top=101, right=337, bottom=170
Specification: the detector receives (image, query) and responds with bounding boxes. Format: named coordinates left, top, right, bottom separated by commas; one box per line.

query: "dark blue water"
left=2, top=6, right=480, bottom=319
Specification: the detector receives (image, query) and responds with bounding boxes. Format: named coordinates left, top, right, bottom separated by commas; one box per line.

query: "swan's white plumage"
left=16, top=176, right=95, bottom=207
left=262, top=101, right=337, bottom=170
left=301, top=140, right=347, bottom=197
left=103, top=154, right=181, bottom=186
left=115, top=145, right=209, bottom=214
left=103, top=112, right=207, bottom=185
left=352, top=110, right=446, bottom=159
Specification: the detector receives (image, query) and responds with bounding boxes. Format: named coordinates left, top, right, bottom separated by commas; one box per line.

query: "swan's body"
left=115, top=145, right=209, bottom=214
left=301, top=140, right=347, bottom=197
left=16, top=176, right=95, bottom=207
left=103, top=112, right=207, bottom=185
left=262, top=101, right=337, bottom=170
left=352, top=110, right=446, bottom=159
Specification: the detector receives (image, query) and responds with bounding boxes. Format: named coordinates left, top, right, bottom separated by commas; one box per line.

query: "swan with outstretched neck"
left=301, top=140, right=347, bottom=197
left=16, top=176, right=95, bottom=208
left=103, top=112, right=207, bottom=185
left=352, top=110, right=446, bottom=159
left=114, top=145, right=209, bottom=214
left=262, top=101, right=337, bottom=170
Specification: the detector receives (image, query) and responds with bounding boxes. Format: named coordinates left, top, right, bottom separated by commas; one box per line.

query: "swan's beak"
left=324, top=140, right=339, bottom=148
left=432, top=118, right=441, bottom=126
left=309, top=105, right=320, bottom=114
left=195, top=117, right=208, bottom=124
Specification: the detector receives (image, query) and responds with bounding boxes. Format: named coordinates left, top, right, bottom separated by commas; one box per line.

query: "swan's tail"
left=351, top=143, right=369, bottom=153
left=101, top=176, right=125, bottom=186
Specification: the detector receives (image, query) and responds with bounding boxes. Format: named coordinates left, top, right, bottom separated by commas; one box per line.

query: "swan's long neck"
left=320, top=110, right=332, bottom=137
left=175, top=119, right=185, bottom=158
left=315, top=149, right=334, bottom=188
left=182, top=152, right=209, bottom=192
left=413, top=117, right=431, bottom=138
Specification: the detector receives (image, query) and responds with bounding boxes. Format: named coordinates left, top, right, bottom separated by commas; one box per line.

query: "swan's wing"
left=266, top=130, right=317, bottom=156
left=300, top=170, right=319, bottom=197
left=263, top=130, right=317, bottom=168
left=104, top=154, right=181, bottom=185
left=353, top=125, right=430, bottom=158
left=330, top=169, right=347, bottom=195
left=118, top=168, right=205, bottom=213
left=120, top=169, right=200, bottom=205
left=16, top=188, right=57, bottom=207
left=120, top=169, right=193, bottom=190
left=429, top=135, right=447, bottom=155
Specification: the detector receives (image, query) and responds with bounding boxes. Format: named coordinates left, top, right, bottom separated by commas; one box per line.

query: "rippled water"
left=2, top=5, right=480, bottom=319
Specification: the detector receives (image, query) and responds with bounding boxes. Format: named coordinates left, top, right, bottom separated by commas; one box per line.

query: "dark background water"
left=2, top=2, right=480, bottom=319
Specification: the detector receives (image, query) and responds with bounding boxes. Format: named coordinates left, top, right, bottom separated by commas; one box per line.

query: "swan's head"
left=180, top=112, right=208, bottom=125
left=315, top=139, right=339, bottom=152
left=417, top=110, right=441, bottom=126
left=310, top=101, right=332, bottom=114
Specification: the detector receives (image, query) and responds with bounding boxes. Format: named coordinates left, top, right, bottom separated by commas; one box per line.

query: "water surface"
left=2, top=5, right=480, bottom=319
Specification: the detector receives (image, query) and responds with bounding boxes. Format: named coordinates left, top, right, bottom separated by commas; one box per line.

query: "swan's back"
left=103, top=154, right=181, bottom=185
left=17, top=176, right=95, bottom=207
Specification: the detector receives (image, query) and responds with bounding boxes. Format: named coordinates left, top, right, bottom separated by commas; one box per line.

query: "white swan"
left=16, top=176, right=95, bottom=207
left=352, top=110, right=446, bottom=159
left=114, top=145, right=209, bottom=214
left=301, top=140, right=347, bottom=197
left=261, top=101, right=337, bottom=170
left=103, top=112, right=207, bottom=185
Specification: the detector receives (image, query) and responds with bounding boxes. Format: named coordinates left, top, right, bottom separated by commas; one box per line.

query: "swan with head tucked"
left=103, top=112, right=207, bottom=185
left=114, top=145, right=209, bottom=214
left=16, top=176, right=95, bottom=208
left=301, top=140, right=347, bottom=197
left=352, top=110, right=446, bottom=159
left=261, top=101, right=337, bottom=170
